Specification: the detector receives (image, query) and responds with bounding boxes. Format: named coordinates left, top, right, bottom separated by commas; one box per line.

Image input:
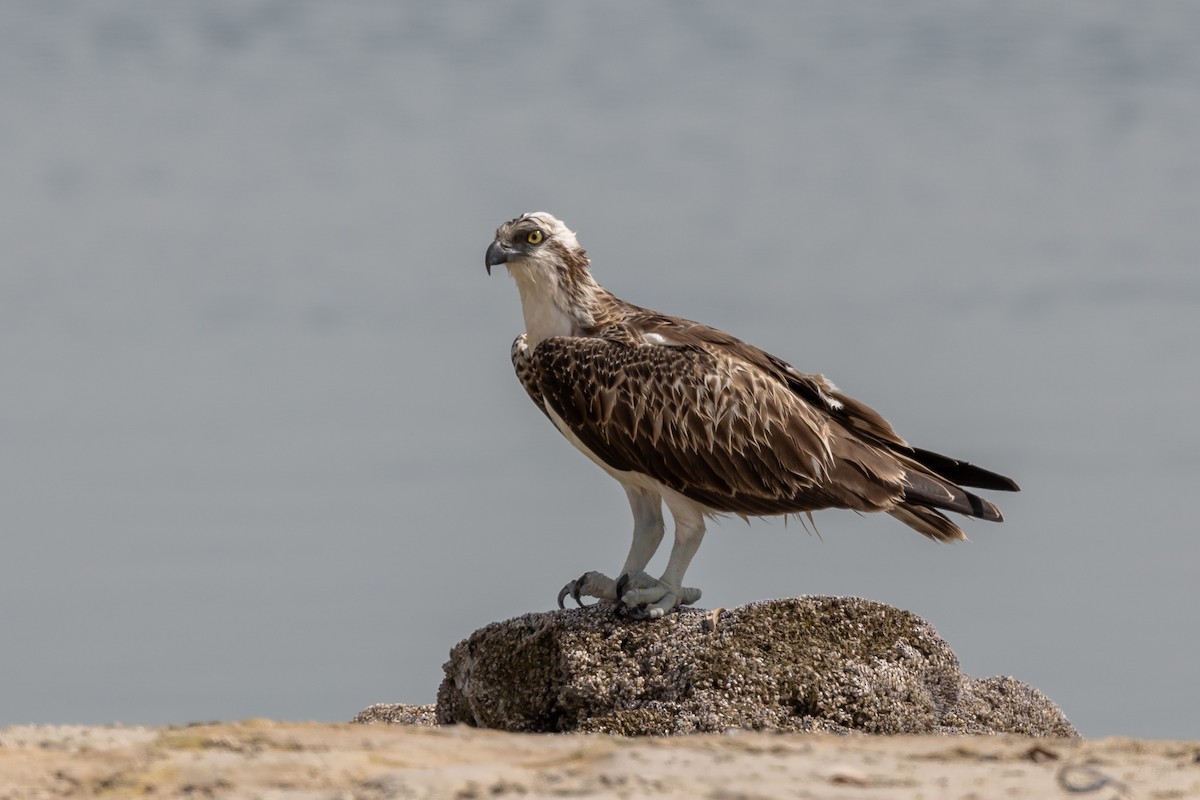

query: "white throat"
left=507, top=261, right=586, bottom=346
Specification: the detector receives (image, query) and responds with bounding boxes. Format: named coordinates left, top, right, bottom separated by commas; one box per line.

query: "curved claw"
left=572, top=573, right=589, bottom=606
left=614, top=573, right=630, bottom=602
left=556, top=573, right=596, bottom=610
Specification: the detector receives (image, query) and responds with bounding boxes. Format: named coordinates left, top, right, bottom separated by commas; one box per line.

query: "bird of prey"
left=485, top=212, right=1018, bottom=620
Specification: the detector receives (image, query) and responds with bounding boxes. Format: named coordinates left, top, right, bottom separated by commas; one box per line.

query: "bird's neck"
left=509, top=261, right=618, bottom=347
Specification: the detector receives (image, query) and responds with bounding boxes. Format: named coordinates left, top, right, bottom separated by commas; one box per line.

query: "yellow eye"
left=526, top=230, right=544, bottom=245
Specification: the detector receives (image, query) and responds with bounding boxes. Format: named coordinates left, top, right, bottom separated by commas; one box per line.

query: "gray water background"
left=3, top=1, right=1198, bottom=738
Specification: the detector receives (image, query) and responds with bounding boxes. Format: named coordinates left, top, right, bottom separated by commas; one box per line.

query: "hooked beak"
left=485, top=240, right=515, bottom=275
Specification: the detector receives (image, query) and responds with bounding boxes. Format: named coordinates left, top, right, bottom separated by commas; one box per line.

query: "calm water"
left=2, top=1, right=1198, bottom=738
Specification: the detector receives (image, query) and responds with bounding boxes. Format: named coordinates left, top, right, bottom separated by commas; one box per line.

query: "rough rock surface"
left=352, top=703, right=437, bottom=726
left=432, top=596, right=1078, bottom=736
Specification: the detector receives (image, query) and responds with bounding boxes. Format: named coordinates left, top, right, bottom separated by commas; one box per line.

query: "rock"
left=352, top=703, right=437, bottom=726
left=433, top=596, right=1078, bottom=736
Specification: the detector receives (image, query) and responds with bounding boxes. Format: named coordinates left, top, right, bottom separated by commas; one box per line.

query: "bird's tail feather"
left=904, top=447, right=1020, bottom=492
left=900, top=469, right=1005, bottom=522
left=888, top=505, right=966, bottom=542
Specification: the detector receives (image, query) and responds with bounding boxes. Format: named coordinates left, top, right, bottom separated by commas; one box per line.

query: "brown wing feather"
left=616, top=312, right=1019, bottom=502
left=520, top=323, right=908, bottom=516
left=614, top=311, right=909, bottom=445
left=512, top=334, right=550, bottom=418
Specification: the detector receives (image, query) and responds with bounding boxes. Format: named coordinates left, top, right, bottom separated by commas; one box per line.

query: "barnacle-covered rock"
left=432, top=597, right=1077, bottom=737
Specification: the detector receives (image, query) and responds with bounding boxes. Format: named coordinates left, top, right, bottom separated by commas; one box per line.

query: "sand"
left=1, top=721, right=1197, bottom=799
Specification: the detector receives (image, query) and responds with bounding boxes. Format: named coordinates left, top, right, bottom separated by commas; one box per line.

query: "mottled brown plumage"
left=487, top=212, right=1018, bottom=618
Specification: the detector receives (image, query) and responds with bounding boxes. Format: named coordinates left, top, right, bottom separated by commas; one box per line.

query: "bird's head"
left=485, top=212, right=586, bottom=278
left=485, top=212, right=607, bottom=344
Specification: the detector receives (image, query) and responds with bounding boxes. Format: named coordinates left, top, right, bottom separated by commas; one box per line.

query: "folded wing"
left=517, top=325, right=913, bottom=518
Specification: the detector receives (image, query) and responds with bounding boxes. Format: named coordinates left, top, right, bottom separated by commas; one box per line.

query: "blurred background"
left=2, top=1, right=1197, bottom=738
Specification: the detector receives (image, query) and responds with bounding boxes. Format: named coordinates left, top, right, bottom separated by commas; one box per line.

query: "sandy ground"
left=1, top=721, right=1197, bottom=799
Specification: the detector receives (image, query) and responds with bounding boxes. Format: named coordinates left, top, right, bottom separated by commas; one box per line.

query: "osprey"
left=486, top=212, right=1018, bottom=619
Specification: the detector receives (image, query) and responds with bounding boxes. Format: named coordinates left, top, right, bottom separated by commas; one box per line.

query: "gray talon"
left=614, top=573, right=630, bottom=604
left=572, top=572, right=590, bottom=606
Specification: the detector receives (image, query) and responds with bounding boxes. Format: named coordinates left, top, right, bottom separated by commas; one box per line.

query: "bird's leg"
left=618, top=494, right=705, bottom=620
left=557, top=486, right=665, bottom=609
left=619, top=486, right=666, bottom=576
